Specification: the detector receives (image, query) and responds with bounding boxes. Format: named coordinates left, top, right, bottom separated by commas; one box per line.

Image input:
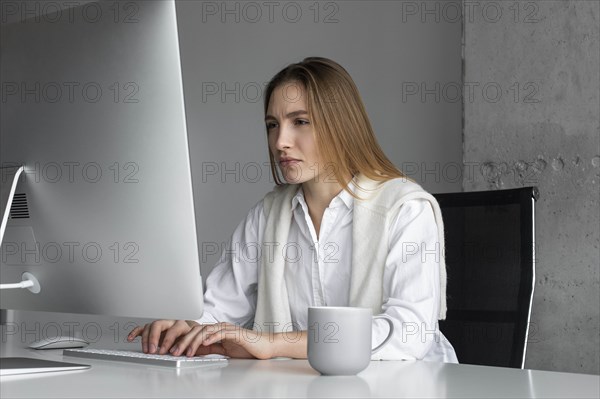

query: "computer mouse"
left=29, top=336, right=90, bottom=350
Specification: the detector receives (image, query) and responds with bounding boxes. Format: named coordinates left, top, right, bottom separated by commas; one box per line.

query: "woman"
left=128, top=57, right=457, bottom=362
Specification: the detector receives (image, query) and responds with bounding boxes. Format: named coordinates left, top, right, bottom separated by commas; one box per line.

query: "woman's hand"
left=127, top=319, right=197, bottom=355
left=175, top=322, right=275, bottom=359
left=127, top=321, right=276, bottom=359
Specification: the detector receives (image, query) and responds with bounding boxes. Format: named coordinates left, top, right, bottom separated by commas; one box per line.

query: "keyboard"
left=63, top=348, right=228, bottom=368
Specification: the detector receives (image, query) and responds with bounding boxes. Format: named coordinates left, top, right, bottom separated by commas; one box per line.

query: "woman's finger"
left=158, top=320, right=190, bottom=355
left=201, top=323, right=244, bottom=347
left=172, top=324, right=217, bottom=357
left=147, top=320, right=174, bottom=354
left=126, top=325, right=143, bottom=342
left=141, top=323, right=151, bottom=353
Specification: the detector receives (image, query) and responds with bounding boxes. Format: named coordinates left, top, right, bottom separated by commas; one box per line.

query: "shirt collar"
left=290, top=178, right=356, bottom=212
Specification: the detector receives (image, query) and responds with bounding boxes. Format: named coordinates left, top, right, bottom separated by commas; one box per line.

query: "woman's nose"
left=275, top=126, right=293, bottom=150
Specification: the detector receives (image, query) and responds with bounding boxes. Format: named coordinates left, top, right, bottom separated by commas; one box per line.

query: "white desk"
left=1, top=342, right=598, bottom=398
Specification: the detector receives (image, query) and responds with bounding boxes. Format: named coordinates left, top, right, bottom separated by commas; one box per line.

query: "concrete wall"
left=463, top=0, right=599, bottom=374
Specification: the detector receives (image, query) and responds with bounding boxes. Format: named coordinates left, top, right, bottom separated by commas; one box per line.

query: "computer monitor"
left=0, top=0, right=204, bottom=320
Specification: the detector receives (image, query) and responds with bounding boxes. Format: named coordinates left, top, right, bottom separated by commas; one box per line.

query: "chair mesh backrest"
left=434, top=187, right=537, bottom=368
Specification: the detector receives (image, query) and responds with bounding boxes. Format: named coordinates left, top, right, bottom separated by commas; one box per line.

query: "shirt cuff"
left=193, top=310, right=219, bottom=325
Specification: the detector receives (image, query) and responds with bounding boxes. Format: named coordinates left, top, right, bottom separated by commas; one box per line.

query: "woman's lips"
left=279, top=159, right=301, bottom=167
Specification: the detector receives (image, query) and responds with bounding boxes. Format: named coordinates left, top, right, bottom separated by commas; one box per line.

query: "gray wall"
left=463, top=0, right=599, bottom=374
left=2, top=0, right=463, bottom=355
left=174, top=0, right=463, bottom=278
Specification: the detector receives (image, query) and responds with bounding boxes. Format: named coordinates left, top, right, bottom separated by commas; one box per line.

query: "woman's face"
left=265, top=81, right=325, bottom=185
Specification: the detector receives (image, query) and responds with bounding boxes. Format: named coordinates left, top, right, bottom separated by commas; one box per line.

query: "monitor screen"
left=0, top=0, right=204, bottom=320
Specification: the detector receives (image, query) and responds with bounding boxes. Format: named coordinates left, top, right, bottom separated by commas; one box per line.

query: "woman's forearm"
left=271, top=331, right=308, bottom=359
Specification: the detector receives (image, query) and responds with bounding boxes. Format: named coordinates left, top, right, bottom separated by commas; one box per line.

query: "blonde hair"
left=263, top=57, right=408, bottom=198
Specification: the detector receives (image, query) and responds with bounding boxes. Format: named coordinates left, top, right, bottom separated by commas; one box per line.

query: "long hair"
left=263, top=57, right=408, bottom=198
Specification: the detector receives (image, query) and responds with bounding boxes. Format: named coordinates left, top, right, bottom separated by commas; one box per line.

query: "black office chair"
left=434, top=187, right=539, bottom=369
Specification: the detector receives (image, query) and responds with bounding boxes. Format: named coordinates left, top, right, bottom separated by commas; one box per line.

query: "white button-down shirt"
left=197, top=185, right=458, bottom=362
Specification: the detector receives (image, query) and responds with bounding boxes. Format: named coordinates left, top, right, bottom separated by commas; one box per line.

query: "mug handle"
left=371, top=315, right=395, bottom=355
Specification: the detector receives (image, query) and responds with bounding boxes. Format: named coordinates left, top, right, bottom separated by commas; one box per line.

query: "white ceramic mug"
left=307, top=307, right=394, bottom=375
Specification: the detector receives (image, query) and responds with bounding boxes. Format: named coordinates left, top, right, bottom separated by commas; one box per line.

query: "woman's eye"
left=266, top=119, right=308, bottom=129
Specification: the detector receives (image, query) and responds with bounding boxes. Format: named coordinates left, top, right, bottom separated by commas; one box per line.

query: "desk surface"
left=1, top=343, right=598, bottom=398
